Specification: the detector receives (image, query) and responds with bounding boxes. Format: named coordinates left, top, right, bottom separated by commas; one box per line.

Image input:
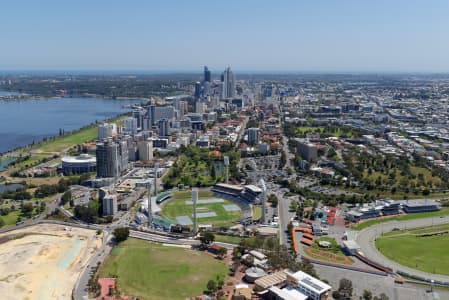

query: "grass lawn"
left=295, top=126, right=355, bottom=138
left=37, top=126, right=98, bottom=153
left=99, top=239, right=228, bottom=300
left=351, top=208, right=449, bottom=231
left=253, top=206, right=262, bottom=220
left=214, top=234, right=244, bottom=244
left=376, top=225, right=449, bottom=276
left=161, top=190, right=242, bottom=227
left=305, top=237, right=353, bottom=265
left=0, top=210, right=20, bottom=227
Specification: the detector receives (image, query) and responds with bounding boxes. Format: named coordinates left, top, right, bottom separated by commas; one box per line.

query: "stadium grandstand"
left=155, top=191, right=172, bottom=204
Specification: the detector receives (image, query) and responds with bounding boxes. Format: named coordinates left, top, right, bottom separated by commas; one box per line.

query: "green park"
left=99, top=238, right=228, bottom=300
left=375, top=223, right=449, bottom=276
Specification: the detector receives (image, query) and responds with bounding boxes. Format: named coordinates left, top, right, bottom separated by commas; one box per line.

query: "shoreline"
left=0, top=111, right=130, bottom=163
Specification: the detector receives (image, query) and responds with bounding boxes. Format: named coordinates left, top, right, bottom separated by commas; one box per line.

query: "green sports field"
left=99, top=238, right=228, bottom=300
left=376, top=223, right=449, bottom=276
left=351, top=207, right=449, bottom=230
left=161, top=190, right=242, bottom=227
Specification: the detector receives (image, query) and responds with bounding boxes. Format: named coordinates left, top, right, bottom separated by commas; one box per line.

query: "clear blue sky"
left=1, top=0, right=449, bottom=72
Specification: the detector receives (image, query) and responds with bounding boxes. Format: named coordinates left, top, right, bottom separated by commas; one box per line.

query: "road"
left=314, top=264, right=447, bottom=300
left=356, top=215, right=449, bottom=283
left=278, top=193, right=294, bottom=245
left=74, top=232, right=113, bottom=300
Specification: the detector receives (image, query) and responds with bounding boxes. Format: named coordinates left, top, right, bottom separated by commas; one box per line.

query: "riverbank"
left=0, top=113, right=127, bottom=178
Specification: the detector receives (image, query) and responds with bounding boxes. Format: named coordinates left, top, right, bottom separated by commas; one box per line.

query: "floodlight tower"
left=147, top=181, right=152, bottom=228
left=192, top=188, right=198, bottom=235
left=224, top=156, right=229, bottom=184
left=259, top=179, right=267, bottom=224
left=154, top=162, right=159, bottom=196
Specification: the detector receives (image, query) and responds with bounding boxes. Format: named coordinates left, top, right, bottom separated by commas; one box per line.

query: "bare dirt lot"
left=0, top=224, right=101, bottom=300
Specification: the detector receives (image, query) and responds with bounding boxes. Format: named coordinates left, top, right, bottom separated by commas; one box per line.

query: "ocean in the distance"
left=0, top=95, right=141, bottom=153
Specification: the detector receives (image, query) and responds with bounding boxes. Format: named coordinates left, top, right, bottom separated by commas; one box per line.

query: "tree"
left=200, top=231, right=215, bottom=245
left=61, top=191, right=72, bottom=205
left=113, top=227, right=129, bottom=243
left=338, top=278, right=353, bottom=298
left=289, top=201, right=298, bottom=212
left=268, top=194, right=279, bottom=208
left=279, top=151, right=287, bottom=169
left=206, top=279, right=217, bottom=293
left=217, top=247, right=227, bottom=259
left=21, top=202, right=34, bottom=217
left=363, top=289, right=373, bottom=300
left=375, top=293, right=389, bottom=300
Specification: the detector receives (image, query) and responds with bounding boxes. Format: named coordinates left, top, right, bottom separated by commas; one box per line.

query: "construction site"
left=0, top=224, right=101, bottom=300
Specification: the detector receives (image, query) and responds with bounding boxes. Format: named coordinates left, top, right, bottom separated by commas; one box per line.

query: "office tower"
left=143, top=116, right=151, bottom=131
left=102, top=194, right=117, bottom=216
left=132, top=109, right=145, bottom=129
left=124, top=117, right=138, bottom=135
left=147, top=105, right=155, bottom=126
left=137, top=140, right=153, bottom=161
left=204, top=66, right=211, bottom=82
left=118, top=140, right=129, bottom=173
left=96, top=140, right=119, bottom=178
left=195, top=99, right=205, bottom=113
left=222, top=66, right=235, bottom=98
left=194, top=81, right=202, bottom=99
left=98, top=123, right=116, bottom=140
left=248, top=128, right=259, bottom=145
left=158, top=118, right=169, bottom=137
left=149, top=106, right=175, bottom=125
left=203, top=81, right=210, bottom=98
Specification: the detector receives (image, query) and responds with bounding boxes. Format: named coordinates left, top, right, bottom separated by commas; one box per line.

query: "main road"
left=356, top=215, right=449, bottom=283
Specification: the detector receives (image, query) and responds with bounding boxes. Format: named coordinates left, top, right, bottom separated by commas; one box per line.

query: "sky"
left=1, top=0, right=449, bottom=73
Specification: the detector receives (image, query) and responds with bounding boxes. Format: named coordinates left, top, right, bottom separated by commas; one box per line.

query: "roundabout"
left=356, top=215, right=449, bottom=283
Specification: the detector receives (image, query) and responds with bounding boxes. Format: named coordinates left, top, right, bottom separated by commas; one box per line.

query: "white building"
left=268, top=270, right=331, bottom=300
left=98, top=123, right=117, bottom=140
left=102, top=194, right=117, bottom=216
left=137, top=140, right=153, bottom=161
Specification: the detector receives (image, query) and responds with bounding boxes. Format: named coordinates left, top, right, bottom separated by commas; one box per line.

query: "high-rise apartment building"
left=124, top=117, right=138, bottom=135
left=96, top=140, right=120, bottom=178
left=98, top=123, right=117, bottom=140
left=137, top=140, right=153, bottom=161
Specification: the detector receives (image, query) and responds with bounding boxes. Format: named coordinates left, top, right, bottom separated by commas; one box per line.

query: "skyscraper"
left=204, top=66, right=211, bottom=82
left=222, top=66, right=235, bottom=99
left=96, top=140, right=120, bottom=178
left=194, top=81, right=202, bottom=99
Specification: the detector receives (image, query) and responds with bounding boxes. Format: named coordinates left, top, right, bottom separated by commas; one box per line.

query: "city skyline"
left=2, top=0, right=449, bottom=72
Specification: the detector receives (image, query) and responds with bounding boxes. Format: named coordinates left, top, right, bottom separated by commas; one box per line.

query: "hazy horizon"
left=2, top=0, right=449, bottom=72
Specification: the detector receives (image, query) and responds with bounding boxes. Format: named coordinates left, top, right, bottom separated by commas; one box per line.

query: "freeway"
left=356, top=215, right=449, bottom=283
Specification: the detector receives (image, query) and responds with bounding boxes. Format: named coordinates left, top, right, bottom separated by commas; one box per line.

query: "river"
left=0, top=95, right=141, bottom=154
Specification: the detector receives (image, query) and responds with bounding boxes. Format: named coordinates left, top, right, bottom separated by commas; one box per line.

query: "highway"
left=356, top=215, right=449, bottom=283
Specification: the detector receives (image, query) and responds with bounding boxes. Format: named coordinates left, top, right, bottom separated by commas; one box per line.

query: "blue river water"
left=0, top=95, right=141, bottom=154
